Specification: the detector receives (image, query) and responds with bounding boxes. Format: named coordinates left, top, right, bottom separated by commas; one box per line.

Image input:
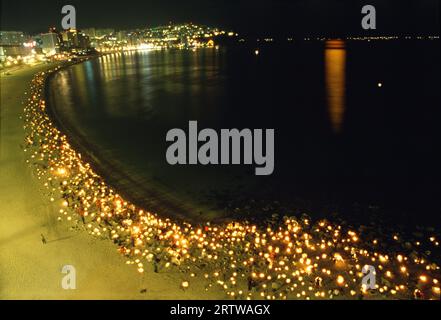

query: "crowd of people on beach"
left=22, top=61, right=441, bottom=300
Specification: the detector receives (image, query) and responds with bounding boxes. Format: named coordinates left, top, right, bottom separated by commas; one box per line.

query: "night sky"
left=0, top=0, right=439, bottom=36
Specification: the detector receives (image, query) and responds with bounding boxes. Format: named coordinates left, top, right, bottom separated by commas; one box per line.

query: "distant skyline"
left=1, top=0, right=439, bottom=36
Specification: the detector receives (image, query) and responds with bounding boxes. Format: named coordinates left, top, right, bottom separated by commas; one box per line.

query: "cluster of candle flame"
left=23, top=62, right=440, bottom=300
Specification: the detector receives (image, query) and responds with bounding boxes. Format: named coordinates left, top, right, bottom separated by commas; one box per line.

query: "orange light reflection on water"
left=325, top=40, right=346, bottom=133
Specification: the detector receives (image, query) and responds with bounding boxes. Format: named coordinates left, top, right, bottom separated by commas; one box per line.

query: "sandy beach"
left=0, top=63, right=223, bottom=300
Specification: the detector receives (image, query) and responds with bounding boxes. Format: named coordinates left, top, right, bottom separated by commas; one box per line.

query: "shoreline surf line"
left=43, top=56, right=229, bottom=225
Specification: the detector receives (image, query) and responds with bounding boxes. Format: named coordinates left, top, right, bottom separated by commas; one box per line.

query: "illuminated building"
left=60, top=29, right=91, bottom=51
left=40, top=32, right=61, bottom=55
left=0, top=31, right=25, bottom=45
left=0, top=31, right=32, bottom=61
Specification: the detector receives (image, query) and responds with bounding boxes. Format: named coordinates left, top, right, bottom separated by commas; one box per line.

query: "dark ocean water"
left=48, top=41, right=441, bottom=226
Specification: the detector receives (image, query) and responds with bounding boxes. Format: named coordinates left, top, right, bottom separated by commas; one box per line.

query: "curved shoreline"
left=22, top=58, right=441, bottom=300
left=1, top=63, right=208, bottom=300
left=44, top=56, right=222, bottom=225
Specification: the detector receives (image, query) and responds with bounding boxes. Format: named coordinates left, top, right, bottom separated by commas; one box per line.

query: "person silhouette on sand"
left=41, top=234, right=47, bottom=244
